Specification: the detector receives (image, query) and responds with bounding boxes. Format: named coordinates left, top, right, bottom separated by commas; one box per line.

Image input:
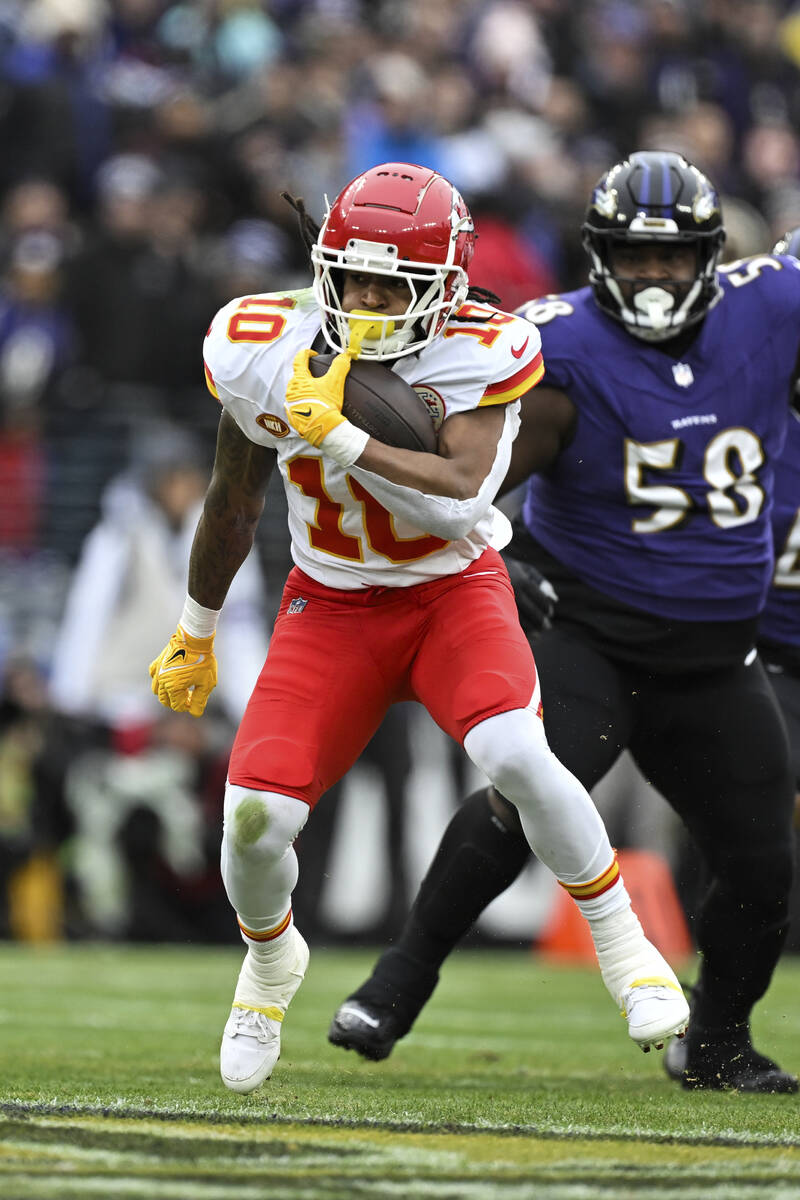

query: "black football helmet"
left=582, top=150, right=726, bottom=341
left=772, top=228, right=800, bottom=258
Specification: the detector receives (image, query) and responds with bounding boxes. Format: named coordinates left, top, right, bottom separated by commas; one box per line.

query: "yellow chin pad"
left=347, top=311, right=395, bottom=358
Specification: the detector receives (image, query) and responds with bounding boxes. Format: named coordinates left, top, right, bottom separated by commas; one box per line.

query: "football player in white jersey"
left=149, top=162, right=689, bottom=1094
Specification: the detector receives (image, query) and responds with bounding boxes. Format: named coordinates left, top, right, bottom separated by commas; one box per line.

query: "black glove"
left=501, top=549, right=559, bottom=634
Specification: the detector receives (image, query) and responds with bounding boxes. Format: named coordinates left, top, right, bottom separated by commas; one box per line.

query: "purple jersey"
left=518, top=255, right=800, bottom=621
left=759, top=412, right=800, bottom=649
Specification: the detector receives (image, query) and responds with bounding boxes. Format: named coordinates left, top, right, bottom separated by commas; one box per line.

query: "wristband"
left=321, top=420, right=370, bottom=468
left=179, top=594, right=221, bottom=639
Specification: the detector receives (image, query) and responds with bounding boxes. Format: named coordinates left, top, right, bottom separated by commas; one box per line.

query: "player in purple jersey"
left=758, top=406, right=800, bottom=945
left=758, top=408, right=800, bottom=794
left=329, top=151, right=799, bottom=1094
left=753, top=246, right=800, bottom=811
left=757, top=230, right=800, bottom=695
left=664, top=228, right=800, bottom=1081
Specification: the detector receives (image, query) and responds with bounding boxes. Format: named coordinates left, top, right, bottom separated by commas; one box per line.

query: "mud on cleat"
left=328, top=1000, right=406, bottom=1061
left=620, top=977, right=690, bottom=1052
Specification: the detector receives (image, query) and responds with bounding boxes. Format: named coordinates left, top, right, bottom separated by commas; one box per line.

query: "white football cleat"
left=220, top=925, right=309, bottom=1094
left=620, top=978, right=690, bottom=1052
left=590, top=906, right=690, bottom=1052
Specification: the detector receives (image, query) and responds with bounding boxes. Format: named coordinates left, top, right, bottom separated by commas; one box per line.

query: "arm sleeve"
left=347, top=403, right=519, bottom=541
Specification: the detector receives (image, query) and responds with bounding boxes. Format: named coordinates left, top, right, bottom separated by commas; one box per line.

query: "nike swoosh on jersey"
left=511, top=337, right=529, bottom=359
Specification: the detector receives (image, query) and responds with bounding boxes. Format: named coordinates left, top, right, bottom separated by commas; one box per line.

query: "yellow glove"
left=284, top=349, right=351, bottom=447
left=149, top=624, right=217, bottom=717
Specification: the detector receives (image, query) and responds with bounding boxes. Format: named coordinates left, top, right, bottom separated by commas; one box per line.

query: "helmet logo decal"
left=450, top=192, right=474, bottom=240
left=692, top=185, right=719, bottom=224
left=592, top=185, right=618, bottom=220
left=690, top=167, right=719, bottom=224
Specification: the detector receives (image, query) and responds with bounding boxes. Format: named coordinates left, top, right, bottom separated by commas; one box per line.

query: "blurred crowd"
left=2, top=0, right=800, bottom=945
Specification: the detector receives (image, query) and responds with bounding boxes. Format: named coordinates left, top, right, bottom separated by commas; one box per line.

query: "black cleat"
left=327, top=948, right=438, bottom=1061
left=665, top=1026, right=798, bottom=1093
left=664, top=983, right=798, bottom=1095
left=328, top=1000, right=406, bottom=1061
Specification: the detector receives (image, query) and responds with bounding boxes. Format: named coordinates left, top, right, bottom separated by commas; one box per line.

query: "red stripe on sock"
left=238, top=909, right=292, bottom=942
left=558, top=852, right=620, bottom=899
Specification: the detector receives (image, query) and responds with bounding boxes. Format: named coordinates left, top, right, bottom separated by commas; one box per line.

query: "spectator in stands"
left=0, top=177, right=81, bottom=270
left=66, top=154, right=211, bottom=398
left=0, top=657, right=46, bottom=937
left=0, top=0, right=111, bottom=202
left=46, top=430, right=269, bottom=939
left=468, top=187, right=557, bottom=311
left=343, top=52, right=446, bottom=180
left=0, top=231, right=76, bottom=551
left=49, top=428, right=267, bottom=733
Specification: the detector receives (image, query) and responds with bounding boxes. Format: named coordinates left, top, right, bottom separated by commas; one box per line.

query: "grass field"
left=0, top=942, right=798, bottom=1199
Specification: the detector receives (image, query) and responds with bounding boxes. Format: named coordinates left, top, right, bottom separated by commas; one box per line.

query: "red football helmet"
left=311, top=162, right=475, bottom=360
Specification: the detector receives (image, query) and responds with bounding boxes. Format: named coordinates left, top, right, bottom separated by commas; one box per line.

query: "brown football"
left=309, top=352, right=437, bottom=453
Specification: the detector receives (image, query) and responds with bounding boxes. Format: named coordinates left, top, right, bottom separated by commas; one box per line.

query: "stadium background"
left=1, top=0, right=799, bottom=950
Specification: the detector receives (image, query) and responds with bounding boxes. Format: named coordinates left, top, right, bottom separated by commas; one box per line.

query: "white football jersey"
left=203, top=288, right=544, bottom=588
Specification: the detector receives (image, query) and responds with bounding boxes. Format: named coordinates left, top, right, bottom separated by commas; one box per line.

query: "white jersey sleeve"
left=203, top=288, right=322, bottom=446
left=394, top=300, right=544, bottom=425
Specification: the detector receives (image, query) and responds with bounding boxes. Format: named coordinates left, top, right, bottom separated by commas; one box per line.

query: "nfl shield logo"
left=672, top=362, right=694, bottom=387
left=288, top=597, right=307, bottom=614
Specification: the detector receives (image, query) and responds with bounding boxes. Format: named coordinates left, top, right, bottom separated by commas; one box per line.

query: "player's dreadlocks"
left=463, top=284, right=502, bottom=308
left=282, top=191, right=502, bottom=314
left=282, top=191, right=320, bottom=256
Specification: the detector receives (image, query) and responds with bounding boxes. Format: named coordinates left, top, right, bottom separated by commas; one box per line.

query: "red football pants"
left=227, top=547, right=537, bottom=808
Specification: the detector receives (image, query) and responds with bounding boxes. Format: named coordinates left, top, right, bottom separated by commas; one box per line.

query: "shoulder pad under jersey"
left=203, top=288, right=319, bottom=404
left=411, top=302, right=543, bottom=420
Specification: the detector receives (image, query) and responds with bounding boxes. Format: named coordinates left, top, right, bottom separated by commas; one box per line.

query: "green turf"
left=0, top=943, right=798, bottom=1198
